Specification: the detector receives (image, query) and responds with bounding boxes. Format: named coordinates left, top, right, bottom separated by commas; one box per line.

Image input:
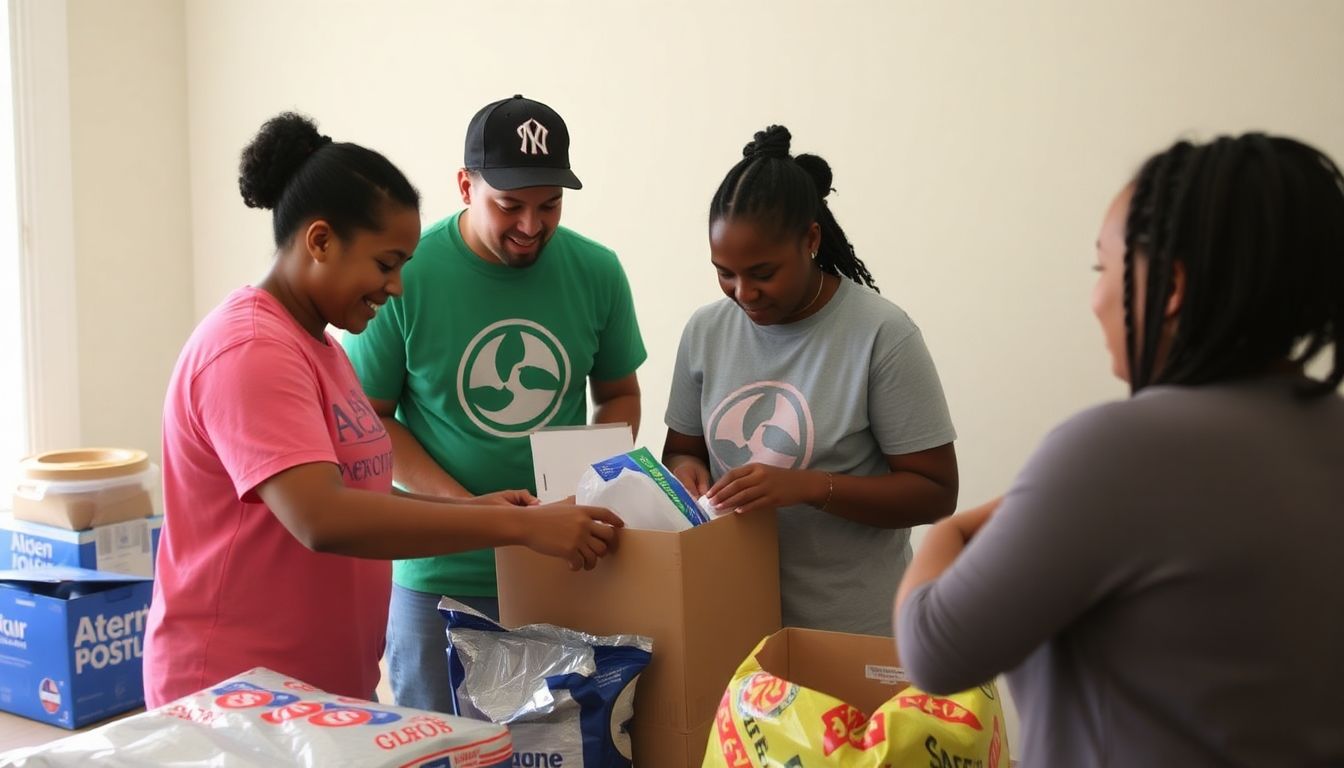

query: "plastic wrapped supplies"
left=441, top=599, right=653, bottom=768
left=704, top=629, right=1008, bottom=768
left=576, top=448, right=709, bottom=531
left=0, top=667, right=512, bottom=767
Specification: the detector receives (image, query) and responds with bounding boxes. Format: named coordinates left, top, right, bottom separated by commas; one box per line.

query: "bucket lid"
left=18, top=447, right=150, bottom=481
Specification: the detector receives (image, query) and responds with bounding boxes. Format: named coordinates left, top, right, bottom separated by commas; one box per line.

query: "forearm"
left=383, top=417, right=470, bottom=497
left=892, top=509, right=987, bottom=683
left=894, top=515, right=968, bottom=613
left=392, top=487, right=493, bottom=505
left=308, top=486, right=528, bottom=559
left=592, top=395, right=640, bottom=438
left=807, top=470, right=957, bottom=528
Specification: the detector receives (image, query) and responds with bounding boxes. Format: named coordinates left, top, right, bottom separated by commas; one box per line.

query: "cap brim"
left=479, top=166, right=583, bottom=191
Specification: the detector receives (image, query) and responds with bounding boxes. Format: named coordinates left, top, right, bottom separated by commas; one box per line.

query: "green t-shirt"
left=342, top=212, right=647, bottom=596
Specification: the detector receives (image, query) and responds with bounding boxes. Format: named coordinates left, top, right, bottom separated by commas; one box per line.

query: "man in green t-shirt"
left=343, top=95, right=646, bottom=711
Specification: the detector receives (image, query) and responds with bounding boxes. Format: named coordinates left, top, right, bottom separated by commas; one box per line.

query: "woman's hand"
left=895, top=495, right=1003, bottom=611
left=668, top=458, right=712, bottom=498
left=947, top=496, right=1002, bottom=543
left=707, top=464, right=825, bottom=515
left=520, top=505, right=624, bottom=571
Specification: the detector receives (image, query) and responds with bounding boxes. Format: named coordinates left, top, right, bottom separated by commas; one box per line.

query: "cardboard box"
left=707, top=628, right=1011, bottom=767
left=0, top=566, right=153, bottom=729
left=0, top=515, right=163, bottom=577
left=497, top=510, right=781, bottom=768
left=750, top=627, right=910, bottom=714
left=529, top=423, right=634, bottom=503
left=637, top=718, right=716, bottom=768
left=12, top=485, right=154, bottom=531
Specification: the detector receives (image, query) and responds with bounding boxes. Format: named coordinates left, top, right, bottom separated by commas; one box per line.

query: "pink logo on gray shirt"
left=707, top=381, right=814, bottom=472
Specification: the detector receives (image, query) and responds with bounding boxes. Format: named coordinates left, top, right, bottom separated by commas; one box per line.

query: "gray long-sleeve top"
left=898, top=375, right=1344, bottom=767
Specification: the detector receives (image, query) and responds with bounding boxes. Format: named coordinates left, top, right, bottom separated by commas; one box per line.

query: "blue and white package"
left=0, top=566, right=152, bottom=729
left=575, top=447, right=709, bottom=531
left=440, top=599, right=653, bottom=768
left=0, top=515, right=163, bottom=577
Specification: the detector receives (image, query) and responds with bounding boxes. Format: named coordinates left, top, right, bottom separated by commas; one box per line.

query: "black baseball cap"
left=464, top=95, right=582, bottom=190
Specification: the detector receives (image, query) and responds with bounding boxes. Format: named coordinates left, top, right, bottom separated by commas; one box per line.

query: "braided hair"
left=239, top=112, right=420, bottom=247
left=709, top=125, right=878, bottom=291
left=1123, top=133, right=1344, bottom=396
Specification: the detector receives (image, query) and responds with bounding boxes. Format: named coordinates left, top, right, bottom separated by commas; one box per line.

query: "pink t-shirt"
left=144, top=286, right=393, bottom=706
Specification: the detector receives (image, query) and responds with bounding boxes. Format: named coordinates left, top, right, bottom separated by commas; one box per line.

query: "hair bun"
left=794, top=153, right=834, bottom=199
left=239, top=112, right=332, bottom=210
left=743, top=125, right=792, bottom=161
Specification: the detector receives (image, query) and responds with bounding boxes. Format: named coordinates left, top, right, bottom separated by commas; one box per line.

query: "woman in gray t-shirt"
left=897, top=135, right=1344, bottom=766
left=663, top=125, right=959, bottom=635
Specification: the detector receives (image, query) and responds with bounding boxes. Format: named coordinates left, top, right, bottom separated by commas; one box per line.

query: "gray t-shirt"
left=898, top=375, right=1344, bottom=766
left=667, top=278, right=956, bottom=635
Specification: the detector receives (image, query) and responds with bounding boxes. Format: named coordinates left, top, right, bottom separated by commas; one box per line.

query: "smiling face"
left=710, top=216, right=822, bottom=326
left=311, top=202, right=421, bottom=334
left=458, top=171, right=562, bottom=269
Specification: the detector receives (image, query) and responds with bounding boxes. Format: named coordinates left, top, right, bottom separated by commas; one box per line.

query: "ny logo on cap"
left=517, top=118, right=549, bottom=156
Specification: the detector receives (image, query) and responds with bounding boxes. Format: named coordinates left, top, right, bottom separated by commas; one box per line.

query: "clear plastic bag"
left=441, top=599, right=653, bottom=768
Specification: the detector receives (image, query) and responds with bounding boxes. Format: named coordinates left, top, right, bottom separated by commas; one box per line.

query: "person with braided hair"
left=662, top=125, right=959, bottom=635
left=896, top=134, right=1344, bottom=765
left=143, top=112, right=622, bottom=707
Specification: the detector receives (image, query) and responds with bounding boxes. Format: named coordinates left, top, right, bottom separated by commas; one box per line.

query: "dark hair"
left=239, top=112, right=420, bottom=246
left=709, top=125, right=877, bottom=291
left=1124, top=133, right=1344, bottom=396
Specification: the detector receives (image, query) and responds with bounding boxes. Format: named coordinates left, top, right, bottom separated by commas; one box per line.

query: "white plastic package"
left=0, top=667, right=512, bottom=767
left=575, top=448, right=709, bottom=531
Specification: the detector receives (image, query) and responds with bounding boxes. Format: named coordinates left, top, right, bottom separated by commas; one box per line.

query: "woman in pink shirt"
left=143, top=113, right=623, bottom=706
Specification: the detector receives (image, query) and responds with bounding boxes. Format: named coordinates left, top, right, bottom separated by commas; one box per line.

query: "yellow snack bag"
left=704, top=629, right=1008, bottom=768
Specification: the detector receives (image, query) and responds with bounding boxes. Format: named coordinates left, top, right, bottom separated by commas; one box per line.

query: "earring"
left=810, top=251, right=817, bottom=259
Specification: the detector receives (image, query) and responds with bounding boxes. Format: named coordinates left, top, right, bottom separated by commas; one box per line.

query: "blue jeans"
left=385, top=584, right=499, bottom=713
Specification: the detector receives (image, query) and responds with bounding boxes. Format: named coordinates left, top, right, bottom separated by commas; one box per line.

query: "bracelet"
left=819, top=471, right=834, bottom=512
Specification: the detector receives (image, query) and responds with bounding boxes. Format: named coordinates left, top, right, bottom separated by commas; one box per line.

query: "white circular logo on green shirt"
left=457, top=319, right=571, bottom=438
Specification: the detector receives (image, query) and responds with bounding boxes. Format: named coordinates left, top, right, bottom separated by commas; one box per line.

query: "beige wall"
left=66, top=0, right=193, bottom=464
left=180, top=0, right=1344, bottom=509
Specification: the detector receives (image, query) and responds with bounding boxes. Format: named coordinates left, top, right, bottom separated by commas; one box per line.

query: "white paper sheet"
left=529, top=424, right=634, bottom=503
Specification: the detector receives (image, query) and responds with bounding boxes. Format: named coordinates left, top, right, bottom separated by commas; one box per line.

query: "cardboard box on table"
left=497, top=499, right=781, bottom=767
left=0, top=567, right=153, bottom=729
left=707, top=627, right=1011, bottom=768
left=497, top=511, right=779, bottom=768
left=750, top=627, right=909, bottom=715
left=499, top=426, right=783, bottom=767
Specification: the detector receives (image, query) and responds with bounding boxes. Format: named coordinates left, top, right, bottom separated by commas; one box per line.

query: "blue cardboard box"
left=0, top=567, right=153, bottom=728
left=0, top=515, right=162, bottom=577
